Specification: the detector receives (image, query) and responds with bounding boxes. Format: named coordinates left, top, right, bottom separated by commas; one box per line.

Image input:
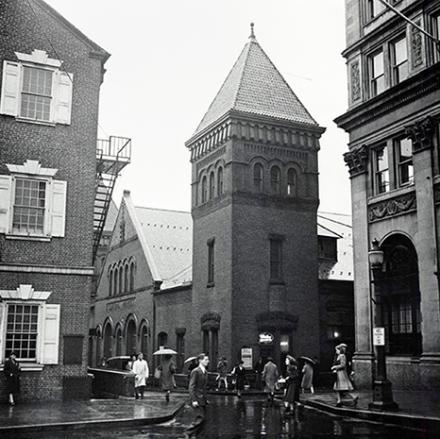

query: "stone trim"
left=6, top=159, right=58, bottom=177
left=368, top=192, right=417, bottom=223
left=0, top=284, right=51, bottom=301
left=0, top=264, right=94, bottom=276
left=344, top=145, right=368, bottom=177
left=201, top=312, right=221, bottom=330
left=405, top=116, right=436, bottom=154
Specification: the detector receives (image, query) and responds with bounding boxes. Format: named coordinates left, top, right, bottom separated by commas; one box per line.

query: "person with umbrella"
left=158, top=354, right=177, bottom=402
left=133, top=352, right=149, bottom=399
left=300, top=356, right=316, bottom=394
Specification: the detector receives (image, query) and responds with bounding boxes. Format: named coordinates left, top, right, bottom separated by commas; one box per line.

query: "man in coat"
left=262, top=356, right=279, bottom=405
left=133, top=352, right=149, bottom=399
left=4, top=352, right=20, bottom=406
left=188, top=353, right=209, bottom=417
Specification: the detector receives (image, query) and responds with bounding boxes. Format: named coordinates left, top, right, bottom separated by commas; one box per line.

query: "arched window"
left=124, top=264, right=129, bottom=293
left=130, top=262, right=135, bottom=292
left=217, top=167, right=223, bottom=196
left=95, top=328, right=102, bottom=367
left=270, top=166, right=281, bottom=194
left=287, top=168, right=297, bottom=196
left=109, top=269, right=113, bottom=296
left=113, top=269, right=118, bottom=295
left=253, top=163, right=264, bottom=192
left=115, top=327, right=122, bottom=356
left=209, top=171, right=215, bottom=200
left=201, top=176, right=207, bottom=203
left=118, top=267, right=123, bottom=295
left=126, top=319, right=137, bottom=356
left=103, top=323, right=113, bottom=360
left=140, top=325, right=148, bottom=356
left=158, top=331, right=168, bottom=348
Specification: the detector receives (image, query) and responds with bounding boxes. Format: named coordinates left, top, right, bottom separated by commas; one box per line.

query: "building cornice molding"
left=0, top=264, right=94, bottom=276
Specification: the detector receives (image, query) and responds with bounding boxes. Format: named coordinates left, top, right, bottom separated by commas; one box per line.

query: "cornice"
left=335, top=64, right=440, bottom=132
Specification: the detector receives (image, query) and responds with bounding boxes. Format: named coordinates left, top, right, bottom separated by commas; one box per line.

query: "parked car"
left=105, top=356, right=132, bottom=371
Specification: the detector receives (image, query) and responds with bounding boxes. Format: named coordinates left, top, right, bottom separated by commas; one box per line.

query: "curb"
left=0, top=402, right=185, bottom=435
left=303, top=398, right=440, bottom=434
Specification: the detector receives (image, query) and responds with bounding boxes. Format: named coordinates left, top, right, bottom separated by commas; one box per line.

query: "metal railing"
left=96, top=136, right=131, bottom=160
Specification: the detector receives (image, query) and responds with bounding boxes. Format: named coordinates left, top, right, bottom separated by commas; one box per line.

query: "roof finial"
left=249, top=22, right=255, bottom=39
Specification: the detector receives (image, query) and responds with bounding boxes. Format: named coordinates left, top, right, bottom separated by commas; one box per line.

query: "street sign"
left=241, top=347, right=253, bottom=369
left=373, top=327, right=385, bottom=346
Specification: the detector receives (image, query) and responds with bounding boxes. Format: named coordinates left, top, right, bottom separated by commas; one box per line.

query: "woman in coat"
left=231, top=361, right=246, bottom=397
left=4, top=352, right=20, bottom=405
left=159, top=354, right=176, bottom=402
left=300, top=358, right=315, bottom=394
left=284, top=355, right=299, bottom=414
left=262, top=357, right=279, bottom=404
left=331, top=343, right=357, bottom=407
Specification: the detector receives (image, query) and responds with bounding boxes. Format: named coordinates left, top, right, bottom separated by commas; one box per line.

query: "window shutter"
left=0, top=175, right=12, bottom=234
left=50, top=180, right=67, bottom=237
left=0, top=303, right=5, bottom=363
left=54, top=71, right=73, bottom=125
left=0, top=60, right=20, bottom=116
left=42, top=304, right=61, bottom=364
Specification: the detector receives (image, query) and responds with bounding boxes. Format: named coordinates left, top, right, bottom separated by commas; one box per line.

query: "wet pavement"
left=6, top=395, right=436, bottom=439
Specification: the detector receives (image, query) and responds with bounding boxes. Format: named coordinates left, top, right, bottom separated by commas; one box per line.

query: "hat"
left=336, top=343, right=348, bottom=350
left=286, top=355, right=297, bottom=364
left=9, top=352, right=17, bottom=357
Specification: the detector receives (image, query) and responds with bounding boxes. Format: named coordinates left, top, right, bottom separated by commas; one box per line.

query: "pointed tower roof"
left=194, top=24, right=318, bottom=136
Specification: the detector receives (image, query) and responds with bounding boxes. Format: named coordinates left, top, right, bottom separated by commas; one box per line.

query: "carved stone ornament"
left=201, top=311, right=221, bottom=330
left=405, top=116, right=436, bottom=153
left=411, top=21, right=423, bottom=68
left=350, top=60, right=361, bottom=102
left=343, top=145, right=368, bottom=177
left=368, top=192, right=416, bottom=223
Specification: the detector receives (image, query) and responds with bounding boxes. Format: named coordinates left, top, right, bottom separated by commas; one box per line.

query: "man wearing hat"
left=3, top=352, right=20, bottom=406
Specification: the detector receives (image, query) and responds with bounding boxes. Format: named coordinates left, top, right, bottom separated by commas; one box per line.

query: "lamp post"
left=368, top=239, right=399, bottom=411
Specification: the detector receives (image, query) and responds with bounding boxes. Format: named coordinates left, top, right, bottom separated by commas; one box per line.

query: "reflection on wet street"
left=12, top=395, right=432, bottom=439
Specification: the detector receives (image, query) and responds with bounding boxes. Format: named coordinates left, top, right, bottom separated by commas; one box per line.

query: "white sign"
left=259, top=332, right=274, bottom=344
left=373, top=327, right=385, bottom=346
left=241, top=347, right=253, bottom=369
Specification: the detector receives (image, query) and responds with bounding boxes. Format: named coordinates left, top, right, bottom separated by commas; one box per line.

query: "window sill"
left=15, top=117, right=56, bottom=127
left=207, top=282, right=215, bottom=288
left=367, top=184, right=415, bottom=205
left=0, top=363, right=44, bottom=372
left=269, top=280, right=285, bottom=286
left=6, top=234, right=51, bottom=242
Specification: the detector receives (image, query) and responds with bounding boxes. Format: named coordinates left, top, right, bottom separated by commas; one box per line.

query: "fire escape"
left=93, top=136, right=131, bottom=262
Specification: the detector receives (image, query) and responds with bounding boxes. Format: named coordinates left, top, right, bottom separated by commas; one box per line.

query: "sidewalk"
left=302, top=389, right=440, bottom=433
left=0, top=392, right=186, bottom=434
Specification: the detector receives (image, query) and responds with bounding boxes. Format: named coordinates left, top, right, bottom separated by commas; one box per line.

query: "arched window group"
left=253, top=162, right=299, bottom=197
left=108, top=258, right=136, bottom=296
left=199, top=165, right=224, bottom=205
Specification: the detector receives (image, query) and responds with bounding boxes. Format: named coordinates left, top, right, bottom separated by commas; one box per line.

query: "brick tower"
left=185, top=25, right=326, bottom=369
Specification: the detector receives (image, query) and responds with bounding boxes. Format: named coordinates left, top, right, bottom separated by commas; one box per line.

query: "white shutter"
left=0, top=302, right=5, bottom=363
left=50, top=180, right=67, bottom=237
left=41, top=304, right=60, bottom=364
left=0, top=61, right=20, bottom=116
left=0, top=175, right=12, bottom=234
left=54, top=71, right=73, bottom=125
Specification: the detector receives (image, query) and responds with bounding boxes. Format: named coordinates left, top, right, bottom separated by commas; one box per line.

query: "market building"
left=335, top=0, right=440, bottom=389
left=0, top=0, right=129, bottom=401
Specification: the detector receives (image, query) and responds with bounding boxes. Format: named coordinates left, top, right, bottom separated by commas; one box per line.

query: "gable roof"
left=194, top=33, right=318, bottom=136
left=317, top=212, right=353, bottom=282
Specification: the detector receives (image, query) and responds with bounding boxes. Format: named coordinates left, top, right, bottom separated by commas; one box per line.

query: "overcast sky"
left=46, top=0, right=351, bottom=214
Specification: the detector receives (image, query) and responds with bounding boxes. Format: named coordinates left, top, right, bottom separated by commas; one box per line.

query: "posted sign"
left=373, top=327, right=385, bottom=346
left=241, top=347, right=253, bottom=369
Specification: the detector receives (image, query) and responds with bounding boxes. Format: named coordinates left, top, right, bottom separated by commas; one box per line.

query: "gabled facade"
left=0, top=0, right=110, bottom=401
left=336, top=0, right=440, bottom=389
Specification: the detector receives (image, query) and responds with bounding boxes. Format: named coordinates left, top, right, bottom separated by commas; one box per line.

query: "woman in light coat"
left=133, top=352, right=149, bottom=399
left=331, top=343, right=357, bottom=407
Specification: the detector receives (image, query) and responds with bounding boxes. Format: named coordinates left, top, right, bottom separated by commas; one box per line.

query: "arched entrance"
left=126, top=319, right=137, bottom=356
left=103, top=322, right=113, bottom=360
left=380, top=234, right=422, bottom=356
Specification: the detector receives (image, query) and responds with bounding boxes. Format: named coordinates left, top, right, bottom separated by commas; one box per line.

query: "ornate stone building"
left=335, top=0, right=440, bottom=389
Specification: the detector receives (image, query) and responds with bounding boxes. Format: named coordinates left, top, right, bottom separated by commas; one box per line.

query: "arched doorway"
left=140, top=323, right=149, bottom=357
left=103, top=322, right=113, bottom=360
left=126, top=319, right=137, bottom=356
left=115, top=326, right=122, bottom=356
left=380, top=234, right=422, bottom=356
left=95, top=327, right=102, bottom=366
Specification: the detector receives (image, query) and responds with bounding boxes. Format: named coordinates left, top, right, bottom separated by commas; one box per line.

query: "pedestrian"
left=158, top=354, right=176, bottom=402
left=262, top=356, right=279, bottom=405
left=331, top=343, right=358, bottom=408
left=231, top=360, right=246, bottom=397
left=216, top=356, right=228, bottom=391
left=283, top=355, right=300, bottom=415
left=3, top=352, right=20, bottom=406
left=188, top=353, right=210, bottom=420
left=300, top=357, right=315, bottom=394
left=133, top=352, right=149, bottom=399
left=254, top=357, right=264, bottom=390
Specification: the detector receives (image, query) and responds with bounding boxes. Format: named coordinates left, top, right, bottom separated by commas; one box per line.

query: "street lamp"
left=368, top=239, right=399, bottom=411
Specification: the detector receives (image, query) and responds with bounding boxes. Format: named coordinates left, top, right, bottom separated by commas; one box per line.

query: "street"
left=11, top=395, right=432, bottom=439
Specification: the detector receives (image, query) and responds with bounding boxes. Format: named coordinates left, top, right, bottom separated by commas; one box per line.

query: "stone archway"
left=126, top=319, right=137, bottom=356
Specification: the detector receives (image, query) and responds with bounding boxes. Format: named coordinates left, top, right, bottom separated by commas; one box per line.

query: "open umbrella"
left=184, top=356, right=198, bottom=364
left=299, top=356, right=316, bottom=365
left=153, top=348, right=177, bottom=355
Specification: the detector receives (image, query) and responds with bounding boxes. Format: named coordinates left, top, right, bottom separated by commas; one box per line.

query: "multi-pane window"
left=433, top=15, right=440, bottom=63
left=254, top=163, right=264, bottom=192
left=269, top=238, right=283, bottom=281
left=20, top=67, right=53, bottom=121
left=374, top=145, right=389, bottom=194
left=5, top=304, right=39, bottom=360
left=395, top=138, right=413, bottom=186
left=270, top=166, right=281, bottom=195
left=390, top=35, right=408, bottom=85
left=209, top=172, right=215, bottom=200
left=201, top=176, right=207, bottom=203
left=287, top=168, right=297, bottom=196
left=217, top=167, right=223, bottom=196
left=367, top=0, right=386, bottom=19
left=369, top=51, right=385, bottom=96
left=12, top=178, right=46, bottom=234
left=207, top=239, right=215, bottom=284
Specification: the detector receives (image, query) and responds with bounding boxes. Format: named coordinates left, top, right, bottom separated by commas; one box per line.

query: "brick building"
left=0, top=0, right=129, bottom=401
left=335, top=0, right=440, bottom=389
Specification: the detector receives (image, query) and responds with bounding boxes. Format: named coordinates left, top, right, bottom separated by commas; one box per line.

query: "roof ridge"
left=317, top=214, right=352, bottom=229
left=134, top=206, right=190, bottom=215
left=317, top=222, right=343, bottom=239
